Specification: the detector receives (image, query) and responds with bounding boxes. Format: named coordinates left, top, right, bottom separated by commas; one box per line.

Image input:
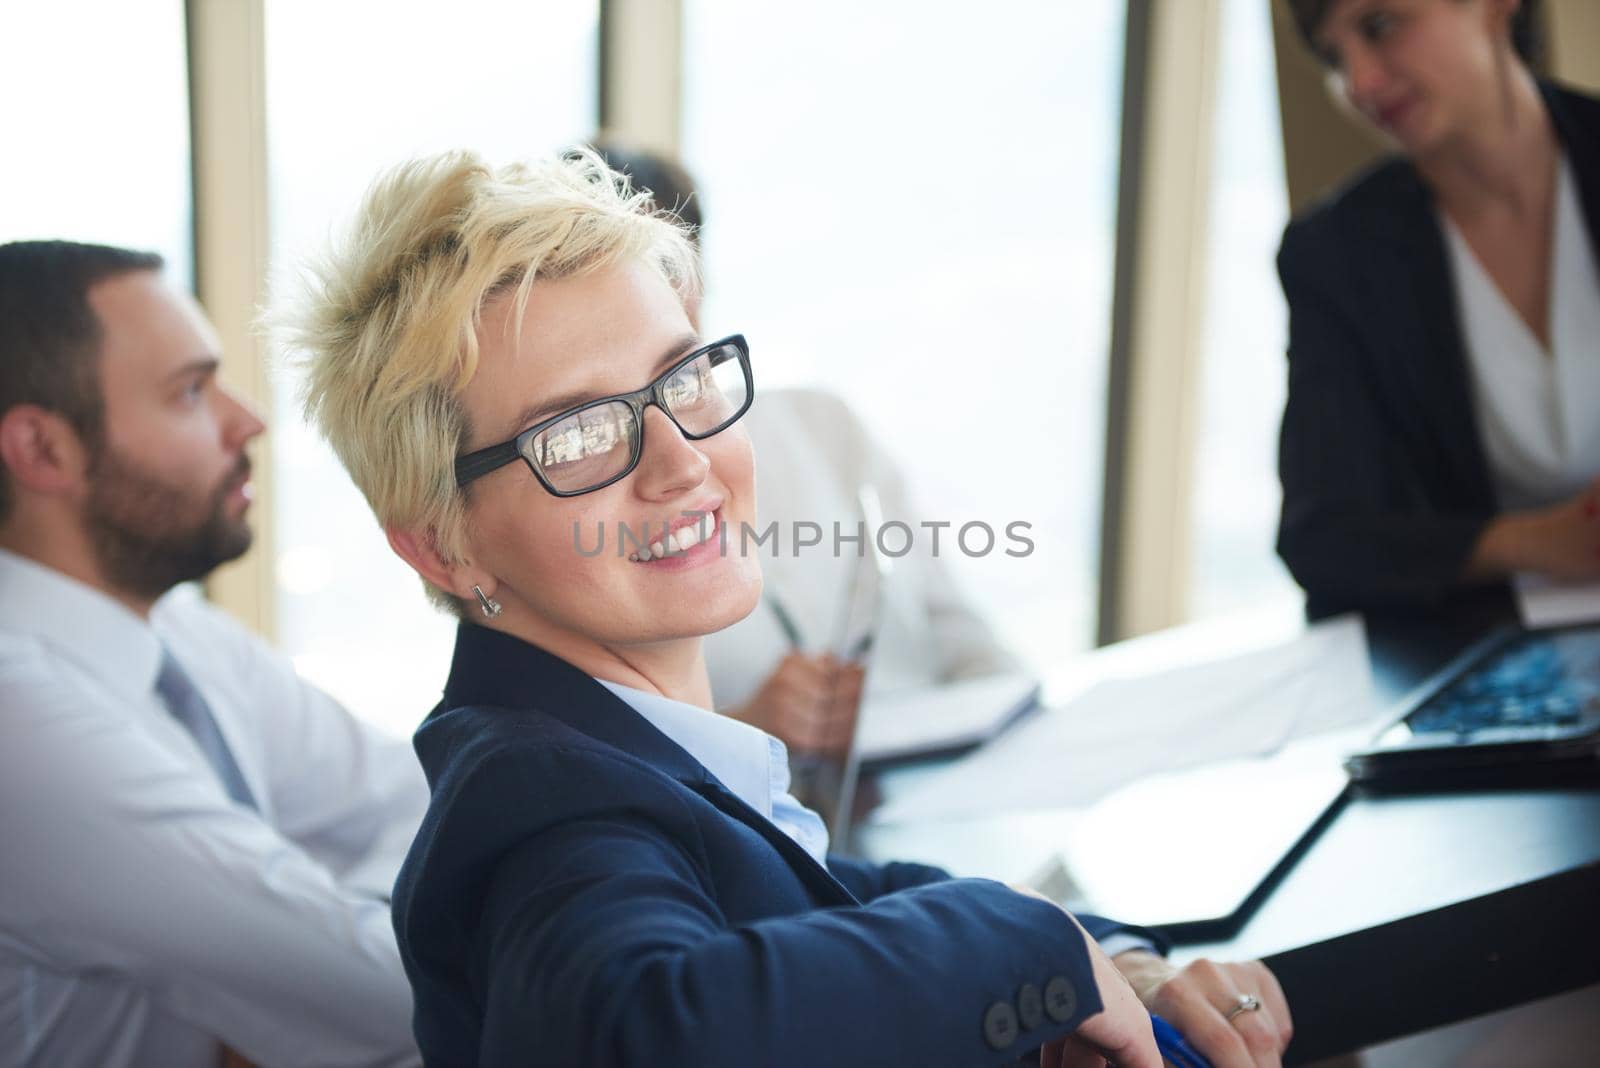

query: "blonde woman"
left=286, top=151, right=1291, bottom=1068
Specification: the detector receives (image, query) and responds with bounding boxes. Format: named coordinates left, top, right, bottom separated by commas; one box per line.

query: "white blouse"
left=1446, top=155, right=1600, bottom=512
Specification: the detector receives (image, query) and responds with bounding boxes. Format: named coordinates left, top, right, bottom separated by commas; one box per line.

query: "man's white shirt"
left=0, top=547, right=427, bottom=1067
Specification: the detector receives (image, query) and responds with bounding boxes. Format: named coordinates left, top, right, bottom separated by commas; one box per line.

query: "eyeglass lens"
left=524, top=342, right=749, bottom=494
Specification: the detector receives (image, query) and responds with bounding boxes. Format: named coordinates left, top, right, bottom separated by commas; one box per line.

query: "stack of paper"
left=869, top=614, right=1377, bottom=824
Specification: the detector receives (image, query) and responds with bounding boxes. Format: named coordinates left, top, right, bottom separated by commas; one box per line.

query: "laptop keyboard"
left=1410, top=633, right=1600, bottom=737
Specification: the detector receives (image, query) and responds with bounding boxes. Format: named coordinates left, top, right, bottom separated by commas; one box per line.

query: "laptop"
left=1345, top=622, right=1600, bottom=789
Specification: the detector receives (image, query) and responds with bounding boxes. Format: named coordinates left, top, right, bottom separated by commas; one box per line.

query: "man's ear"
left=386, top=526, right=484, bottom=601
left=0, top=405, right=92, bottom=499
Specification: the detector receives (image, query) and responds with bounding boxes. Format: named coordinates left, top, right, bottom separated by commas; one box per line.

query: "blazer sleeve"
left=826, top=853, right=950, bottom=899
left=1275, top=221, right=1492, bottom=613
left=468, top=777, right=1105, bottom=1068
left=825, top=855, right=1171, bottom=955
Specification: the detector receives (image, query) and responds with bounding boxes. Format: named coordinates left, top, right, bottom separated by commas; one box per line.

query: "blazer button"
left=1044, top=975, right=1078, bottom=1023
left=1017, top=982, right=1044, bottom=1030
left=983, top=1000, right=1020, bottom=1050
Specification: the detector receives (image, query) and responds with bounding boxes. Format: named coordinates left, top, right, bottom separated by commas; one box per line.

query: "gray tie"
left=155, top=649, right=257, bottom=810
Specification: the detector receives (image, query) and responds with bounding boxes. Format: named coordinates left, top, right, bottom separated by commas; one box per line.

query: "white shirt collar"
left=595, top=679, right=831, bottom=863
left=595, top=678, right=778, bottom=820
left=0, top=546, right=163, bottom=706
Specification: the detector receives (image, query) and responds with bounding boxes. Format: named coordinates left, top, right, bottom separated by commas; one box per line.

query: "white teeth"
left=673, top=511, right=718, bottom=553
left=630, top=513, right=717, bottom=562
left=682, top=513, right=715, bottom=548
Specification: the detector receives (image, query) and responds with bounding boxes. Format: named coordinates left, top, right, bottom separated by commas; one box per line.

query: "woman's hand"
left=1113, top=950, right=1292, bottom=1068
left=1470, top=477, right=1600, bottom=582
left=1002, top=888, right=1160, bottom=1068
left=728, top=653, right=863, bottom=756
left=1038, top=933, right=1163, bottom=1068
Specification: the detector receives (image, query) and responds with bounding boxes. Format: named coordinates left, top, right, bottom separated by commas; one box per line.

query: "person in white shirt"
left=0, top=240, right=426, bottom=1068
left=593, top=142, right=1020, bottom=758
left=703, top=386, right=1021, bottom=751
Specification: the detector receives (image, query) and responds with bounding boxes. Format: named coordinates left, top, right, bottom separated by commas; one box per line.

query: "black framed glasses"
left=454, top=334, right=753, bottom=497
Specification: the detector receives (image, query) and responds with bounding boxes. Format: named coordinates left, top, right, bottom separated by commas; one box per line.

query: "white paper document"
left=856, top=673, right=1040, bottom=764
left=869, top=614, right=1377, bottom=824
left=1513, top=573, right=1600, bottom=629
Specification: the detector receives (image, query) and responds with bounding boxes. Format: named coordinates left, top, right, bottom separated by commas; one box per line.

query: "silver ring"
left=1226, top=993, right=1263, bottom=1022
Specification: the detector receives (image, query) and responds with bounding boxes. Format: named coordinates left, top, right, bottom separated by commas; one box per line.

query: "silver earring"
left=472, top=585, right=502, bottom=618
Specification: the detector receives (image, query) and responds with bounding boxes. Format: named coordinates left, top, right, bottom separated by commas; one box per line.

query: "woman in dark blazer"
left=1276, top=0, right=1600, bottom=618
left=287, top=151, right=1292, bottom=1068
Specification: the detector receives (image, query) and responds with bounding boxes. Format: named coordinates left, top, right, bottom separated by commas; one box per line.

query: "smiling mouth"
left=628, top=509, right=719, bottom=563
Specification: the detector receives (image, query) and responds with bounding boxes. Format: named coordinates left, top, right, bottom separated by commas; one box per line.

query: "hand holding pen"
left=726, top=594, right=864, bottom=756
left=730, top=651, right=861, bottom=756
left=1152, top=1015, right=1213, bottom=1068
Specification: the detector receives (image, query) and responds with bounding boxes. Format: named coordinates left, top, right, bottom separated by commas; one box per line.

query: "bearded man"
left=0, top=241, right=424, bottom=1068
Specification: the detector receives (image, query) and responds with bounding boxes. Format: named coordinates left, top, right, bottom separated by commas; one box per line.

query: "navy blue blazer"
left=1276, top=82, right=1600, bottom=620
left=393, top=623, right=1160, bottom=1067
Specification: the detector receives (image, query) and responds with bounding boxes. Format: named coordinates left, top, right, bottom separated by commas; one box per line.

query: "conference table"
left=853, top=593, right=1600, bottom=1064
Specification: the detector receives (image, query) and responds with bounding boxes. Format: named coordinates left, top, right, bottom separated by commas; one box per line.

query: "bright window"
left=0, top=1, right=192, bottom=286
left=682, top=0, right=1128, bottom=664
left=265, top=0, right=599, bottom=735
left=1189, top=0, right=1302, bottom=619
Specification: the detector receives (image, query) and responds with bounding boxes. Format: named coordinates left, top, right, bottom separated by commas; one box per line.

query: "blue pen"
left=1150, top=1014, right=1214, bottom=1068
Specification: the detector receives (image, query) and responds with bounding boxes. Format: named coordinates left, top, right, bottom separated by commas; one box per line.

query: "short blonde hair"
left=280, top=149, right=699, bottom=612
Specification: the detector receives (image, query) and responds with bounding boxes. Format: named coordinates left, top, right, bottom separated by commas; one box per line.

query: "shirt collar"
left=0, top=546, right=164, bottom=705
left=596, top=679, right=779, bottom=822
left=427, top=625, right=832, bottom=865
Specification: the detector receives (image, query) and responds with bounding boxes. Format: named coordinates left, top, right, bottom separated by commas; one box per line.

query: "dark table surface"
left=860, top=593, right=1600, bottom=1064
left=1249, top=596, right=1600, bottom=1062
